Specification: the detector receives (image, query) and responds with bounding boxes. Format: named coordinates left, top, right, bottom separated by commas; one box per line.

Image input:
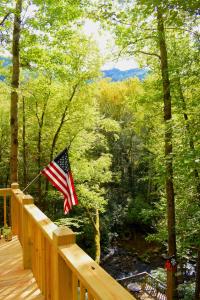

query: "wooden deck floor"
left=0, top=236, right=44, bottom=300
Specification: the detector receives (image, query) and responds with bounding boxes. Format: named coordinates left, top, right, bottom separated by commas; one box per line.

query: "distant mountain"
left=0, top=57, right=11, bottom=67
left=102, top=68, right=148, bottom=81
left=0, top=56, right=148, bottom=83
left=0, top=57, right=11, bottom=81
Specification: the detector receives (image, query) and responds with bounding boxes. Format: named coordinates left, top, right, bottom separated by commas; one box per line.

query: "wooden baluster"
left=36, top=229, right=40, bottom=286
left=3, top=192, right=6, bottom=226
left=72, top=274, right=78, bottom=300
left=80, top=282, right=86, bottom=300
left=21, top=195, right=33, bottom=269
left=11, top=182, right=19, bottom=234
left=88, top=291, right=94, bottom=300
left=18, top=192, right=25, bottom=243
left=44, top=238, right=49, bottom=299
left=35, top=226, right=39, bottom=284
left=32, top=221, right=36, bottom=278
left=40, top=234, right=45, bottom=295
left=46, top=241, right=52, bottom=300
left=37, top=229, right=42, bottom=290
left=53, top=227, right=76, bottom=300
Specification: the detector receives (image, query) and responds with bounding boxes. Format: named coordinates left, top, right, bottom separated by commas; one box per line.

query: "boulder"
left=127, top=282, right=141, bottom=293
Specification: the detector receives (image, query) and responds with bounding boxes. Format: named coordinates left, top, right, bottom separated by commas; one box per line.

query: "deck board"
left=0, top=236, right=44, bottom=300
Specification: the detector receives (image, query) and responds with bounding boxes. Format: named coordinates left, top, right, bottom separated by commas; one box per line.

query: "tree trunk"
left=94, top=208, right=101, bottom=264
left=35, top=88, right=50, bottom=206
left=85, top=207, right=101, bottom=264
left=22, top=96, right=27, bottom=187
left=157, top=7, right=178, bottom=300
left=195, top=250, right=200, bottom=300
left=37, top=126, right=42, bottom=201
left=10, top=0, right=22, bottom=183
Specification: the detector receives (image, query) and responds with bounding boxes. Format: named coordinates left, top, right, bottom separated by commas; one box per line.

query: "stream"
left=101, top=230, right=165, bottom=280
left=100, top=230, right=196, bottom=281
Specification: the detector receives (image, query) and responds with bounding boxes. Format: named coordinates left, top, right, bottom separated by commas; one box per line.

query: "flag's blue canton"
left=54, top=149, right=70, bottom=173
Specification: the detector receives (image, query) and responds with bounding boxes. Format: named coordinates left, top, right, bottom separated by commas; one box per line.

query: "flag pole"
left=22, top=172, right=41, bottom=193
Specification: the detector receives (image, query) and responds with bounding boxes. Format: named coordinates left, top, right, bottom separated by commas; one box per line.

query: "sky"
left=83, top=20, right=139, bottom=71
left=0, top=10, right=138, bottom=71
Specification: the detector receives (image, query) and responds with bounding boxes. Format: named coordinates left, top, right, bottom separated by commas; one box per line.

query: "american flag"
left=41, top=148, right=78, bottom=214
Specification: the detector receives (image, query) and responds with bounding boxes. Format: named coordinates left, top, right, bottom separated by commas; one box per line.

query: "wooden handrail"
left=24, top=204, right=57, bottom=241
left=0, top=188, right=12, bottom=196
left=118, top=271, right=167, bottom=289
left=1, top=184, right=135, bottom=300
left=118, top=271, right=167, bottom=299
left=59, top=243, right=134, bottom=300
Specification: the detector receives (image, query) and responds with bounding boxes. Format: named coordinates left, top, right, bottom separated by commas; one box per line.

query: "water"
left=101, top=233, right=196, bottom=282
left=101, top=246, right=162, bottom=280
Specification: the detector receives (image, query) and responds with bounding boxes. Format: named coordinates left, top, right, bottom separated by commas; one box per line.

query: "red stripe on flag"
left=41, top=150, right=78, bottom=214
left=64, top=198, right=71, bottom=214
left=42, top=165, right=74, bottom=209
left=49, top=163, right=74, bottom=207
left=43, top=165, right=69, bottom=197
left=69, top=171, right=78, bottom=205
left=50, top=162, right=66, bottom=181
left=42, top=170, right=66, bottom=196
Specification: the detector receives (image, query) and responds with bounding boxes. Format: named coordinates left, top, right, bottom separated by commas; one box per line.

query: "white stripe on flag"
left=52, top=161, right=76, bottom=206
left=43, top=168, right=71, bottom=200
left=66, top=175, right=76, bottom=205
left=51, top=162, right=66, bottom=179
left=50, top=162, right=68, bottom=187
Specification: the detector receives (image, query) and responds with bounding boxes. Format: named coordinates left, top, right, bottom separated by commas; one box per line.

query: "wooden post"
left=53, top=227, right=76, bottom=300
left=4, top=192, right=7, bottom=226
left=11, top=182, right=19, bottom=234
left=11, top=182, right=19, bottom=190
left=21, top=194, right=34, bottom=269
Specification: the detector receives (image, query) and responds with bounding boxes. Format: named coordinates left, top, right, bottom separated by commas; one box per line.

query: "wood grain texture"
left=0, top=236, right=44, bottom=300
left=59, top=244, right=135, bottom=300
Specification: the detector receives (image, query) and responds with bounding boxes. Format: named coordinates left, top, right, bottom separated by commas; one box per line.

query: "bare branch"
left=166, top=27, right=199, bottom=36
left=113, top=34, right=159, bottom=60
left=67, top=129, right=85, bottom=152
left=136, top=50, right=161, bottom=59
left=116, top=45, right=160, bottom=61
left=50, top=82, right=80, bottom=160
left=0, top=13, right=11, bottom=26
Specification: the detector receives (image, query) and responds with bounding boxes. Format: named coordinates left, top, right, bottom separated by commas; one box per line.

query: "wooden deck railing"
left=1, top=183, right=135, bottom=300
left=0, top=188, right=11, bottom=228
left=118, top=271, right=166, bottom=300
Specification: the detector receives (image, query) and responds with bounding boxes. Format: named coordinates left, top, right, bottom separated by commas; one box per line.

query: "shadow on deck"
left=0, top=236, right=44, bottom=300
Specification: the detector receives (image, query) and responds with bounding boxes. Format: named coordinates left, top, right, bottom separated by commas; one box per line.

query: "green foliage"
left=55, top=217, right=85, bottom=231
left=126, top=194, right=155, bottom=226
left=76, top=217, right=97, bottom=258
left=151, top=267, right=167, bottom=283
left=178, top=282, right=195, bottom=300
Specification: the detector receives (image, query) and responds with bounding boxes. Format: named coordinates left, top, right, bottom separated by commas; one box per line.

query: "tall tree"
left=157, top=6, right=177, bottom=299
left=10, top=0, right=22, bottom=183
